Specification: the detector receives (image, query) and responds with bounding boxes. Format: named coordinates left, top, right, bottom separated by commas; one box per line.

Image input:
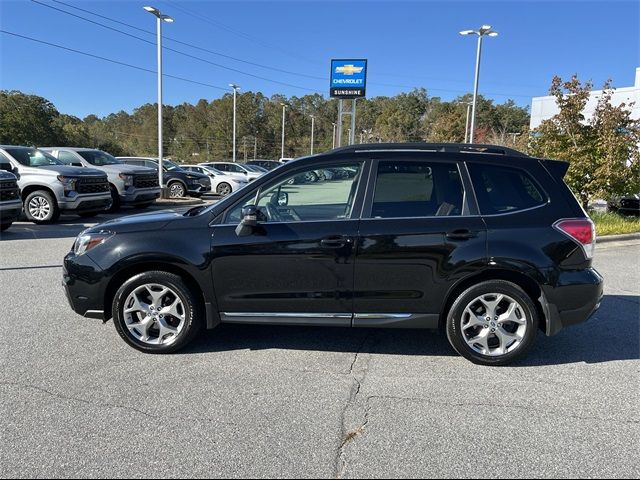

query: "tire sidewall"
left=112, top=271, right=201, bottom=353
left=446, top=280, right=539, bottom=366
left=24, top=190, right=59, bottom=224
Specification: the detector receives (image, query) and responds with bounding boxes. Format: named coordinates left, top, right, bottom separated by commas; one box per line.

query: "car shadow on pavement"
left=184, top=294, right=639, bottom=365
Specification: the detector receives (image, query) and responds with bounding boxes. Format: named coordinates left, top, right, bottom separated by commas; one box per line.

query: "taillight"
left=553, top=218, right=596, bottom=259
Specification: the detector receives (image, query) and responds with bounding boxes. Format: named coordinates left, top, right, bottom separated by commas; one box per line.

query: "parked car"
left=63, top=142, right=603, bottom=366
left=0, top=169, right=22, bottom=232
left=0, top=146, right=111, bottom=223
left=608, top=193, right=640, bottom=216
left=41, top=148, right=160, bottom=211
left=201, top=162, right=263, bottom=181
left=117, top=157, right=211, bottom=198
left=247, top=160, right=282, bottom=171
left=181, top=165, right=248, bottom=196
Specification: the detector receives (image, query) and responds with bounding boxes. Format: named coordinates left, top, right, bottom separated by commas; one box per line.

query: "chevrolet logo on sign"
left=336, top=64, right=364, bottom=75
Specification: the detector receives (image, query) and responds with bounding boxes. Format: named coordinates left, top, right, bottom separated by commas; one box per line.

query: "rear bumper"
left=541, top=268, right=604, bottom=336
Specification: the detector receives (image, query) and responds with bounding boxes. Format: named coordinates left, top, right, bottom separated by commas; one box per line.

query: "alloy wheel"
left=123, top=283, right=186, bottom=346
left=217, top=183, right=231, bottom=195
left=28, top=195, right=51, bottom=221
left=460, top=293, right=528, bottom=357
left=169, top=183, right=185, bottom=198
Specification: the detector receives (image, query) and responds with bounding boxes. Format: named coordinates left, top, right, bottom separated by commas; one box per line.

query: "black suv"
left=117, top=157, right=211, bottom=198
left=63, top=143, right=603, bottom=365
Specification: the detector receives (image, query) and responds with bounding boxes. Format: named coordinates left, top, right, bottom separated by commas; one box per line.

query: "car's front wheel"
left=112, top=271, right=203, bottom=353
left=216, top=182, right=232, bottom=196
left=168, top=181, right=186, bottom=198
left=24, top=190, right=60, bottom=224
left=446, top=280, right=539, bottom=366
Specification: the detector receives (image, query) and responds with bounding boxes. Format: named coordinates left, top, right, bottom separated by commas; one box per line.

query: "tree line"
left=1, top=76, right=637, bottom=204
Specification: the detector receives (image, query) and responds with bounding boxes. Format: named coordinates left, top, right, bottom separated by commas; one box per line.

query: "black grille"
left=133, top=174, right=159, bottom=189
left=76, top=177, right=109, bottom=195
left=0, top=180, right=20, bottom=201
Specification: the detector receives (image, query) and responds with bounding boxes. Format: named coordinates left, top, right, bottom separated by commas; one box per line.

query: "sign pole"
left=350, top=99, right=357, bottom=145
left=337, top=99, right=343, bottom=148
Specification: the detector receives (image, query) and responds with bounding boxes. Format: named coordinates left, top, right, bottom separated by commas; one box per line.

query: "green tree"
left=530, top=75, right=640, bottom=207
left=0, top=90, right=64, bottom=146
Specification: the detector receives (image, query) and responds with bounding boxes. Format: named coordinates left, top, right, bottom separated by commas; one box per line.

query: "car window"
left=370, top=161, right=465, bottom=218
left=468, top=164, right=547, bottom=215
left=226, top=163, right=363, bottom=224
left=220, top=163, right=244, bottom=173
left=5, top=148, right=62, bottom=167
left=57, top=150, right=81, bottom=165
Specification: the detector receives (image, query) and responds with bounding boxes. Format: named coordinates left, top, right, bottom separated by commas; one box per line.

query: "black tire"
left=216, top=182, right=232, bottom=196
left=108, top=185, right=121, bottom=212
left=0, top=222, right=12, bottom=232
left=168, top=181, right=186, bottom=198
left=112, top=271, right=203, bottom=354
left=23, top=190, right=60, bottom=224
left=446, top=280, right=539, bottom=366
left=78, top=212, right=100, bottom=218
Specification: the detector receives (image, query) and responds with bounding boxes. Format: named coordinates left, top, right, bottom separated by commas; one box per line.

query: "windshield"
left=202, top=166, right=225, bottom=175
left=243, top=165, right=263, bottom=173
left=77, top=150, right=121, bottom=166
left=6, top=148, right=63, bottom=167
left=163, top=160, right=184, bottom=171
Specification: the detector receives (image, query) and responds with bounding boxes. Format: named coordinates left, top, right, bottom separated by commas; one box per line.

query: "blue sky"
left=1, top=0, right=638, bottom=118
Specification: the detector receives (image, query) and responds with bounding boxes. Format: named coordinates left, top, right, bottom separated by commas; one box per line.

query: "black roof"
left=327, top=142, right=529, bottom=158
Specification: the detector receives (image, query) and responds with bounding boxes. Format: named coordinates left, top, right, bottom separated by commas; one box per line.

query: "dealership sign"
left=330, top=59, right=367, bottom=98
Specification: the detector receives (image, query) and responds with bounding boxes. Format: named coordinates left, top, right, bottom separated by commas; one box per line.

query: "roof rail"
left=329, top=142, right=529, bottom=157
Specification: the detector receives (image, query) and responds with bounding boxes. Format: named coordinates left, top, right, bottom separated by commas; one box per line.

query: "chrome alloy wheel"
left=123, top=284, right=186, bottom=345
left=460, top=293, right=528, bottom=357
left=169, top=182, right=185, bottom=198
left=216, top=182, right=231, bottom=195
left=28, top=195, right=51, bottom=220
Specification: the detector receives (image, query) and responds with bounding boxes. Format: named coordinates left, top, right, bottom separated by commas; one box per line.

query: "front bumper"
left=541, top=267, right=604, bottom=336
left=0, top=199, right=23, bottom=223
left=120, top=187, right=161, bottom=205
left=59, top=193, right=113, bottom=212
left=63, top=251, right=108, bottom=319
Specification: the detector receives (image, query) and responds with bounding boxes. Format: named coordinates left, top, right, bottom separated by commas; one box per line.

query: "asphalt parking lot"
left=1, top=209, right=639, bottom=478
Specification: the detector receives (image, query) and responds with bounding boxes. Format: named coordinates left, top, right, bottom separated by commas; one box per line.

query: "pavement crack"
left=1, top=381, right=157, bottom=419
left=334, top=333, right=375, bottom=479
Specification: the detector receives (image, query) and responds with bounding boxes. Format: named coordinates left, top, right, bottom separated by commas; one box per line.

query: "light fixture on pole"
left=229, top=83, right=240, bottom=162
left=280, top=102, right=287, bottom=159
left=144, top=6, right=173, bottom=197
left=310, top=115, right=315, bottom=155
left=460, top=24, right=498, bottom=144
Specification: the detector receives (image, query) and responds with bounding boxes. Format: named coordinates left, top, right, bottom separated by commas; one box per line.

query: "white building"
left=530, top=67, right=640, bottom=130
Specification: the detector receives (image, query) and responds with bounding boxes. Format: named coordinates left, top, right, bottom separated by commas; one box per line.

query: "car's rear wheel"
left=446, top=280, right=538, bottom=366
left=168, top=181, right=186, bottom=198
left=216, top=182, right=232, bottom=196
left=24, top=190, right=60, bottom=224
left=112, top=271, right=203, bottom=353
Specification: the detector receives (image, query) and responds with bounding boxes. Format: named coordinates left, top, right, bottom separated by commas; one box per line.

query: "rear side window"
left=371, top=161, right=465, bottom=218
left=468, top=164, right=547, bottom=215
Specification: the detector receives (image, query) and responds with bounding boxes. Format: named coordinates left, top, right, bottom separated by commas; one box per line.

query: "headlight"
left=73, top=231, right=115, bottom=256
left=57, top=175, right=78, bottom=192
left=119, top=173, right=134, bottom=187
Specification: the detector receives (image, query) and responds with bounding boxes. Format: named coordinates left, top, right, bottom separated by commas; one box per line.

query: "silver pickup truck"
left=0, top=145, right=112, bottom=224
left=41, top=148, right=161, bottom=211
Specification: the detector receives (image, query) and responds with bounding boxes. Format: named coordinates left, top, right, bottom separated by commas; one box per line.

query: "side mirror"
left=277, top=192, right=289, bottom=206
left=235, top=205, right=259, bottom=237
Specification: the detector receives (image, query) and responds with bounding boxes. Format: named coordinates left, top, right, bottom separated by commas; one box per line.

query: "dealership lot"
left=1, top=213, right=638, bottom=478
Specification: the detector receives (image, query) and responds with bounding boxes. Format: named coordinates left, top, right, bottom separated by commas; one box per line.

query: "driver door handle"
left=320, top=235, right=352, bottom=249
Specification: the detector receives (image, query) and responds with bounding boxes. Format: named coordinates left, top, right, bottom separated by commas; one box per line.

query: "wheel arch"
left=21, top=184, right=56, bottom=201
left=440, top=268, right=547, bottom=333
left=103, top=261, right=212, bottom=325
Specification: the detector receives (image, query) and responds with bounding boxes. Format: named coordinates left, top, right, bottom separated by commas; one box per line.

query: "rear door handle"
left=445, top=229, right=477, bottom=240
left=320, top=235, right=351, bottom=248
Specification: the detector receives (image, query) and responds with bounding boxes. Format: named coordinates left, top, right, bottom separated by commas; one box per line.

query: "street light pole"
left=460, top=25, right=498, bottom=144
left=332, top=122, right=337, bottom=149
left=144, top=6, right=173, bottom=197
left=229, top=84, right=240, bottom=162
left=310, top=115, right=315, bottom=155
left=280, top=103, right=287, bottom=159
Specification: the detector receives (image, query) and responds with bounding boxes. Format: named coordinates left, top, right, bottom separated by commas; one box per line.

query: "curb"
left=597, top=232, right=640, bottom=244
